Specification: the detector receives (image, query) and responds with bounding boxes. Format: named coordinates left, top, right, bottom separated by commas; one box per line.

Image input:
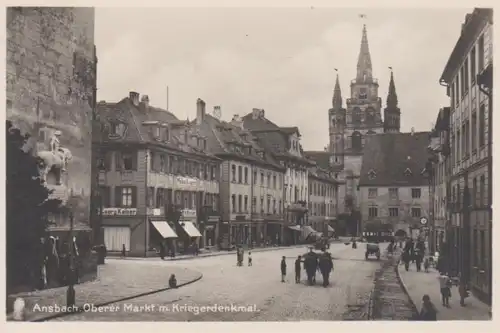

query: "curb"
left=108, top=243, right=336, bottom=262
left=19, top=272, right=203, bottom=322
left=395, top=258, right=419, bottom=318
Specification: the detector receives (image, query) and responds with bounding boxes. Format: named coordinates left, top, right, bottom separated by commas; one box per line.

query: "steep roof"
left=95, top=96, right=217, bottom=160
left=241, top=112, right=313, bottom=165
left=193, top=113, right=284, bottom=171
left=304, top=151, right=330, bottom=169
left=359, top=132, right=431, bottom=187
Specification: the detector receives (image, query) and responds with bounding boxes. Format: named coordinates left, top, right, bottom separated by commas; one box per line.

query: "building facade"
left=327, top=24, right=401, bottom=234
left=427, top=107, right=451, bottom=254
left=438, top=8, right=493, bottom=304
left=308, top=166, right=339, bottom=240
left=94, top=93, right=220, bottom=256
left=358, top=132, right=431, bottom=238
left=193, top=102, right=286, bottom=248
left=7, top=7, right=95, bottom=231
left=242, top=109, right=315, bottom=244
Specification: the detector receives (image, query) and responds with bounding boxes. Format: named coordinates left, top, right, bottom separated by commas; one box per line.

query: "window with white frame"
left=368, top=188, right=378, bottom=199
left=121, top=187, right=133, bottom=207
left=368, top=207, right=378, bottom=217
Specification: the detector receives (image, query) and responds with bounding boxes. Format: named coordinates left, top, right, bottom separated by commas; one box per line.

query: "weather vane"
left=388, top=66, right=393, bottom=72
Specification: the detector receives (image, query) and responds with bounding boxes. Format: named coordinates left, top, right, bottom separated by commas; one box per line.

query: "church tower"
left=342, top=24, right=384, bottom=200
left=328, top=74, right=346, bottom=168
left=383, top=70, right=401, bottom=133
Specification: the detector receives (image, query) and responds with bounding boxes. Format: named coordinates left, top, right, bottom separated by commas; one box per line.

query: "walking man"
left=295, top=255, right=302, bottom=283
left=280, top=256, right=287, bottom=282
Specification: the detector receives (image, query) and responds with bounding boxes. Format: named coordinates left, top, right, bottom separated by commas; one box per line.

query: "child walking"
left=438, top=273, right=451, bottom=307
left=248, top=252, right=252, bottom=266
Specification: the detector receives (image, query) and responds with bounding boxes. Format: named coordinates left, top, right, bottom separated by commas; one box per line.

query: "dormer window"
left=247, top=147, right=252, bottom=155
left=163, top=128, right=169, bottom=141
left=154, top=126, right=161, bottom=139
left=258, top=151, right=265, bottom=159
left=404, top=168, right=413, bottom=176
left=368, top=169, right=376, bottom=180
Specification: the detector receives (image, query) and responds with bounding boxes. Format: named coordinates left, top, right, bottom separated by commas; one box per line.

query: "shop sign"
left=100, top=208, right=137, bottom=216
left=176, top=176, right=198, bottom=187
left=180, top=208, right=197, bottom=219
left=147, top=208, right=162, bottom=216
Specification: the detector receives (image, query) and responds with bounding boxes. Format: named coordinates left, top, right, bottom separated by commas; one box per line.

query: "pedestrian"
left=419, top=295, right=437, bottom=321
left=159, top=242, right=165, bottom=260
left=121, top=244, right=126, bottom=259
left=402, top=251, right=410, bottom=271
left=295, top=255, right=301, bottom=283
left=415, top=250, right=423, bottom=272
left=168, top=274, right=177, bottom=288
left=280, top=256, right=287, bottom=282
left=438, top=272, right=451, bottom=307
left=248, top=251, right=252, bottom=266
left=459, top=281, right=469, bottom=307
left=424, top=258, right=430, bottom=273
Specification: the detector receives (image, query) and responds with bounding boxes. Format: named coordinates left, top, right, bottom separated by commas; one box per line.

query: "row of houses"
left=93, top=94, right=341, bottom=256
left=428, top=8, right=493, bottom=304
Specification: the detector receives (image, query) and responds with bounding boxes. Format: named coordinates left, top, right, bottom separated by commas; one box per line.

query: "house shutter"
left=115, top=152, right=122, bottom=171
left=115, top=186, right=122, bottom=207
left=131, top=151, right=138, bottom=171
left=131, top=186, right=137, bottom=208
left=153, top=153, right=161, bottom=172
left=105, top=151, right=112, bottom=170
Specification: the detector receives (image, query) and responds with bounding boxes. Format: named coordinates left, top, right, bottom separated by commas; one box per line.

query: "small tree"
left=6, top=120, right=61, bottom=290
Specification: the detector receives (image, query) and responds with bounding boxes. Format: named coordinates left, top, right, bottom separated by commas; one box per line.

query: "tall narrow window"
left=238, top=195, right=242, bottom=213
left=244, top=195, right=248, bottom=213
left=455, top=78, right=459, bottom=105
left=479, top=175, right=485, bottom=206
left=231, top=164, right=236, bottom=182
left=471, top=112, right=477, bottom=151
left=456, top=130, right=461, bottom=162
left=244, top=167, right=248, bottom=184
left=479, top=104, right=486, bottom=146
left=238, top=166, right=242, bottom=183
left=464, top=57, right=469, bottom=94
left=478, top=35, right=485, bottom=71
left=471, top=46, right=477, bottom=84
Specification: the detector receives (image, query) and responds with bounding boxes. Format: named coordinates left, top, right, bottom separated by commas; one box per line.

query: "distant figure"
left=121, top=244, right=126, bottom=259
left=280, top=256, right=287, bottom=282
left=419, top=295, right=437, bottom=321
left=169, top=274, right=177, bottom=288
left=159, top=243, right=165, bottom=260
left=459, top=280, right=469, bottom=307
left=248, top=252, right=252, bottom=266
left=438, top=273, right=451, bottom=307
left=295, top=255, right=302, bottom=283
left=424, top=258, right=430, bottom=273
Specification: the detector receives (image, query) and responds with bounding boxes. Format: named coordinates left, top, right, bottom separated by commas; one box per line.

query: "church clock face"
left=359, top=88, right=367, bottom=100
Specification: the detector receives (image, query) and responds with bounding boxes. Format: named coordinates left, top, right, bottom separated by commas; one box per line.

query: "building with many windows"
left=307, top=165, right=339, bottom=241
left=438, top=7, right=493, bottom=304
left=427, top=107, right=451, bottom=255
left=94, top=92, right=221, bottom=256
left=193, top=101, right=286, bottom=248
left=358, top=132, right=431, bottom=238
left=242, top=109, right=315, bottom=244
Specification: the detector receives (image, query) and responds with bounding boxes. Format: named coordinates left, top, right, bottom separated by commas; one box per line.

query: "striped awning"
left=151, top=221, right=178, bottom=239
left=181, top=221, right=202, bottom=237
left=288, top=225, right=301, bottom=232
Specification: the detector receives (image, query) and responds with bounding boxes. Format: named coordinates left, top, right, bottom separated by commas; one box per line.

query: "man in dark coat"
left=280, top=256, right=287, bottom=282
left=319, top=253, right=334, bottom=287
left=159, top=242, right=165, bottom=260
left=295, top=255, right=302, bottom=283
left=304, top=252, right=317, bottom=285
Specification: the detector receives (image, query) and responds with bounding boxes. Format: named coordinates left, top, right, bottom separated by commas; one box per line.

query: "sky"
left=95, top=7, right=469, bottom=150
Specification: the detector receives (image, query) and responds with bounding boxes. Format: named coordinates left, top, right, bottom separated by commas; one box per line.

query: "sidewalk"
left=398, top=265, right=491, bottom=320
left=108, top=239, right=350, bottom=262
left=7, top=260, right=202, bottom=322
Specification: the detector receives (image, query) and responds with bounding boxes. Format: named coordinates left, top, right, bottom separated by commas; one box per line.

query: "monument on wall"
left=6, top=7, right=95, bottom=228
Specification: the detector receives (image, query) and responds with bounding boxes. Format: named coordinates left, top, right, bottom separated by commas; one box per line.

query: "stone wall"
left=6, top=7, right=95, bottom=226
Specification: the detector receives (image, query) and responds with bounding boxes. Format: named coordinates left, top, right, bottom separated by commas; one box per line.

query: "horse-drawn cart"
left=365, top=243, right=381, bottom=260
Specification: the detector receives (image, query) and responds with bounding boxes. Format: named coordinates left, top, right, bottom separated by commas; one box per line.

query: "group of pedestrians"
left=280, top=249, right=334, bottom=287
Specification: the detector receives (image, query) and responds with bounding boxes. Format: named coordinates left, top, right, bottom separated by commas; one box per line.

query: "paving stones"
left=7, top=261, right=202, bottom=321
left=50, top=244, right=381, bottom=321
left=370, top=251, right=418, bottom=321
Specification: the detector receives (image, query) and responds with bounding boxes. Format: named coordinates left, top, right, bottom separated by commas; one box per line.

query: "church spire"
left=356, top=24, right=373, bottom=82
left=332, top=73, right=342, bottom=108
left=386, top=70, right=398, bottom=107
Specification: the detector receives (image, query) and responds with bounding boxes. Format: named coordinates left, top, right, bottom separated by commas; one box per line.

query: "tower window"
left=352, top=108, right=361, bottom=124
left=359, top=88, right=367, bottom=99
left=352, top=132, right=362, bottom=152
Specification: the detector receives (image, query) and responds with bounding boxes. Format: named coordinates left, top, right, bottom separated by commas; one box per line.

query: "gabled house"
left=241, top=109, right=316, bottom=244
left=94, top=92, right=221, bottom=256
left=192, top=100, right=286, bottom=248
left=358, top=132, right=431, bottom=238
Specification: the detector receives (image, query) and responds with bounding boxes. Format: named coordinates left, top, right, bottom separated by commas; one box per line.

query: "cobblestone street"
left=51, top=243, right=383, bottom=321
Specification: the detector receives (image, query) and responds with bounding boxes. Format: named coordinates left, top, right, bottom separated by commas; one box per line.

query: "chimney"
left=252, top=108, right=264, bottom=119
left=129, top=91, right=139, bottom=106
left=196, top=98, right=205, bottom=125
left=140, top=95, right=149, bottom=111
left=231, top=114, right=244, bottom=129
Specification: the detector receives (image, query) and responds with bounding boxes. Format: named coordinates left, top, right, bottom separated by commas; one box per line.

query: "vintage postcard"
left=4, top=3, right=493, bottom=326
